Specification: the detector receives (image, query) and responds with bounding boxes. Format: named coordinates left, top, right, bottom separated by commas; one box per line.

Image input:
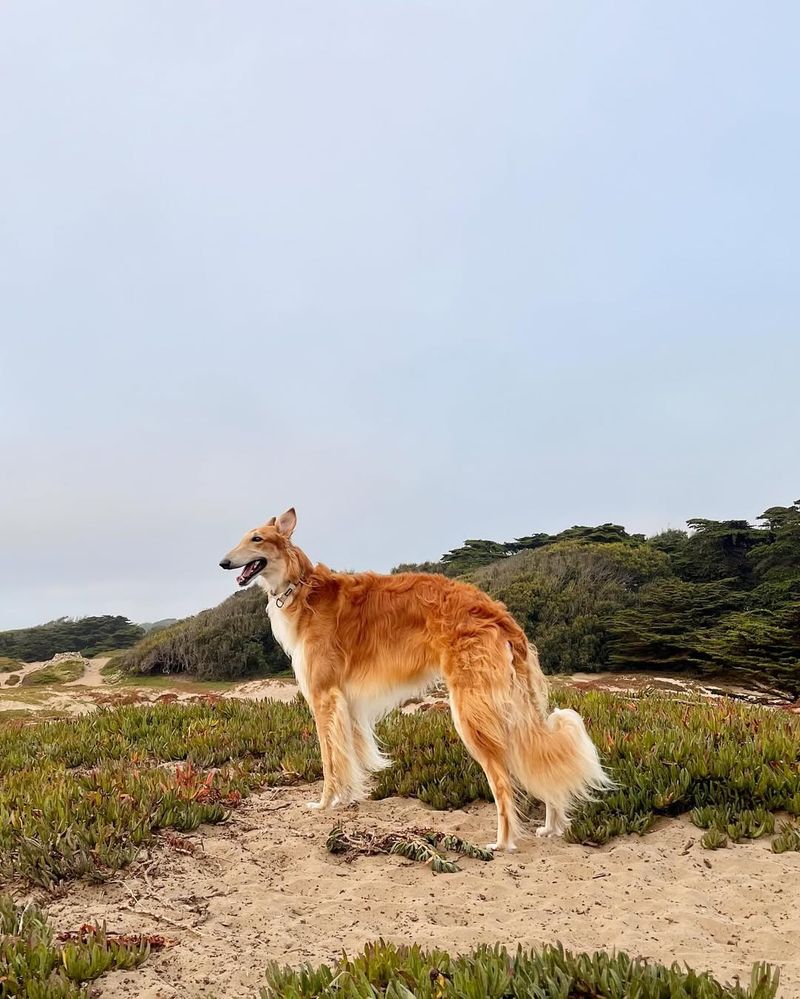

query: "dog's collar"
left=272, top=580, right=304, bottom=609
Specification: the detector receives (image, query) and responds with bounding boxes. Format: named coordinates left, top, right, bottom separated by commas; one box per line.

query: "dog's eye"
left=251, top=536, right=263, bottom=543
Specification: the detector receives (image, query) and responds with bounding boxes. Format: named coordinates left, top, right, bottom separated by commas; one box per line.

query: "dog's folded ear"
left=275, top=507, right=297, bottom=537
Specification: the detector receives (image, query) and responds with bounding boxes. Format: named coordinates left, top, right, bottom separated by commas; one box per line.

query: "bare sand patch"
left=43, top=784, right=800, bottom=999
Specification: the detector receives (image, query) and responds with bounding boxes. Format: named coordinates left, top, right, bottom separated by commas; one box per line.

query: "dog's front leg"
left=307, top=682, right=359, bottom=810
left=307, top=687, right=338, bottom=809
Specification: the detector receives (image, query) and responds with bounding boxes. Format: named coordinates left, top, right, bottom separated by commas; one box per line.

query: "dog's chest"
left=266, top=601, right=298, bottom=657
left=266, top=601, right=310, bottom=698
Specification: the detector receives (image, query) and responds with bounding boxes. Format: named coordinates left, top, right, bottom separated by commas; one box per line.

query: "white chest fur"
left=266, top=598, right=309, bottom=699
left=266, top=599, right=298, bottom=656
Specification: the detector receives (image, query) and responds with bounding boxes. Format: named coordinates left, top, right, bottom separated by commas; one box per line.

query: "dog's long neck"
left=284, top=542, right=314, bottom=586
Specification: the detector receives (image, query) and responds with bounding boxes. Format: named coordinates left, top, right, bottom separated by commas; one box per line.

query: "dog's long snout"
left=219, top=558, right=232, bottom=570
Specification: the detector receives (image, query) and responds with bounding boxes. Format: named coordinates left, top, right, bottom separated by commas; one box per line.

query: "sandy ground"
left=42, top=784, right=800, bottom=999
left=4, top=657, right=798, bottom=995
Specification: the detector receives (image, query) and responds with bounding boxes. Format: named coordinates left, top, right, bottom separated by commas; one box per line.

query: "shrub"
left=435, top=503, right=800, bottom=691
left=470, top=541, right=669, bottom=673
left=117, top=587, right=288, bottom=680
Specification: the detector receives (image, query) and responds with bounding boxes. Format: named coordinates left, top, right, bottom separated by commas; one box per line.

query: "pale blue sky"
left=1, top=2, right=798, bottom=628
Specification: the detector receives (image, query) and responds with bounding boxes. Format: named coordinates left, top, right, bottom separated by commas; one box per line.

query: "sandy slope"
left=0, top=657, right=106, bottom=715
left=44, top=785, right=800, bottom=999
left=0, top=658, right=48, bottom=685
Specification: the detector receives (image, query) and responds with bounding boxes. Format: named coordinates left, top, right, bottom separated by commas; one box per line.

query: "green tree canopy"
left=0, top=616, right=144, bottom=661
left=114, top=499, right=800, bottom=696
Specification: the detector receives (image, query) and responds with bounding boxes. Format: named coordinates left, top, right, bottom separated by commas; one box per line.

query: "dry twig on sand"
left=326, top=825, right=494, bottom=874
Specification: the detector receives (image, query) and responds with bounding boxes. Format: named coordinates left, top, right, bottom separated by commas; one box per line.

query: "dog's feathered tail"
left=505, top=644, right=613, bottom=826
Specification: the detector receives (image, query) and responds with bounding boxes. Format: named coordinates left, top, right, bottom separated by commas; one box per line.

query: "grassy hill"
left=115, top=500, right=800, bottom=695
left=138, top=618, right=179, bottom=634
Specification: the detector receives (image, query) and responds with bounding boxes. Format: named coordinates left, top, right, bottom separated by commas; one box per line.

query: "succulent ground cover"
left=1, top=691, right=799, bottom=889
left=258, top=940, right=780, bottom=999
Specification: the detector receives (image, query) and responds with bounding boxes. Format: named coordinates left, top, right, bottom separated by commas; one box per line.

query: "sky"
left=1, top=2, right=799, bottom=629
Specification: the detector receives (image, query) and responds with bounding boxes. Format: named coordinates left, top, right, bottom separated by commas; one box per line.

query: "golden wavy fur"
left=220, top=508, right=611, bottom=850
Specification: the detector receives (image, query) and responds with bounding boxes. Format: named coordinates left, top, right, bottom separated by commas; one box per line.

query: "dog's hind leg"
left=447, top=672, right=521, bottom=852
left=536, top=800, right=569, bottom=837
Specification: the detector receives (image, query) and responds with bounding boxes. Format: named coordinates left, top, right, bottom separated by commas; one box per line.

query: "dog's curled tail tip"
left=547, top=707, right=617, bottom=796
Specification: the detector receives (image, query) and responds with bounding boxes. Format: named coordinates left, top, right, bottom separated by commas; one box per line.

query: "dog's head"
left=219, top=507, right=298, bottom=590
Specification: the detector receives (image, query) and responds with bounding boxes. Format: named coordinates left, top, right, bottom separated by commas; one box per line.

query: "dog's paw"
left=486, top=841, right=518, bottom=853
left=307, top=795, right=342, bottom=810
left=535, top=827, right=553, bottom=838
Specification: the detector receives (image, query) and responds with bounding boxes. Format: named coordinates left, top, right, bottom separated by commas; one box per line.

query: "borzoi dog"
left=220, top=508, right=610, bottom=850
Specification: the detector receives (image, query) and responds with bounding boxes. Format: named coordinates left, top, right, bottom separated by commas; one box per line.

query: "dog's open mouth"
left=236, top=559, right=267, bottom=586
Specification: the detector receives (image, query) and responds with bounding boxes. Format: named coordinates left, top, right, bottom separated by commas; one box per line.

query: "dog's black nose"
left=219, top=558, right=232, bottom=569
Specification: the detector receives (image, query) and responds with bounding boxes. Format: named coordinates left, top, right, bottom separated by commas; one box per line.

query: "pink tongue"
left=238, top=561, right=259, bottom=584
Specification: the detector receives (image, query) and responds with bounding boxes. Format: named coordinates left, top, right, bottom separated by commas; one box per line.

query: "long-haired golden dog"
left=220, top=508, right=610, bottom=850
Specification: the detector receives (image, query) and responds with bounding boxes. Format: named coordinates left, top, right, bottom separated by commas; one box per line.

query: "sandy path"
left=45, top=785, right=800, bottom=999
left=65, top=656, right=109, bottom=687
